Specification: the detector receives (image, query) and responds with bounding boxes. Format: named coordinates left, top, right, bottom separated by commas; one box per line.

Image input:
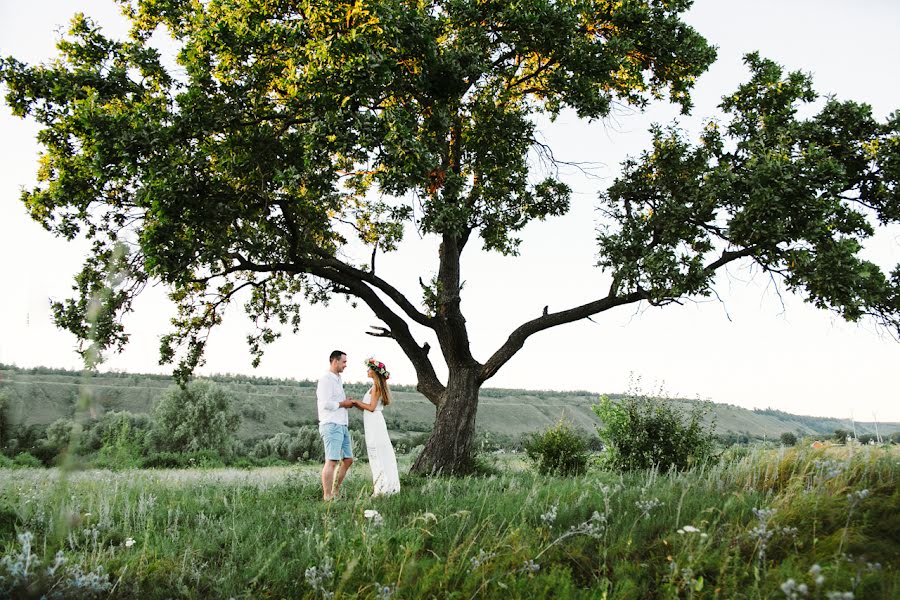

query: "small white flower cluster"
left=676, top=525, right=708, bottom=539
left=570, top=511, right=607, bottom=539
left=375, top=582, right=396, bottom=600
left=812, top=460, right=845, bottom=481
left=0, top=532, right=112, bottom=597
left=305, top=558, right=335, bottom=600
left=749, top=507, right=777, bottom=563
left=540, top=503, right=558, bottom=525
left=809, top=563, right=825, bottom=587
left=124, top=537, right=136, bottom=548
left=846, top=489, right=869, bottom=504
left=364, top=509, right=384, bottom=527
left=519, top=559, right=540, bottom=574
left=469, top=549, right=496, bottom=569
left=780, top=578, right=809, bottom=599
left=779, top=563, right=859, bottom=600
left=635, top=497, right=663, bottom=519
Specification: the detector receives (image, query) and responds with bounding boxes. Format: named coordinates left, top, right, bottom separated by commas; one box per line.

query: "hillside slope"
left=1, top=364, right=894, bottom=440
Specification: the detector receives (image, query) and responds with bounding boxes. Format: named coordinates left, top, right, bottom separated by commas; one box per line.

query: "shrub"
left=833, top=428, right=851, bottom=443
left=45, top=418, right=77, bottom=449
left=593, top=392, right=716, bottom=472
left=12, top=453, right=42, bottom=468
left=524, top=420, right=589, bottom=476
left=241, top=405, right=267, bottom=423
left=149, top=380, right=240, bottom=455
left=81, top=411, right=152, bottom=453
left=251, top=427, right=325, bottom=463
left=0, top=389, right=12, bottom=449
left=779, top=432, right=798, bottom=447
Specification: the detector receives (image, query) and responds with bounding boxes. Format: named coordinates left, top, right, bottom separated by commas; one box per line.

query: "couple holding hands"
left=316, top=350, right=400, bottom=501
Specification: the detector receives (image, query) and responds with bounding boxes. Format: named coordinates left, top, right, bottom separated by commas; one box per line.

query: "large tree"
left=1, top=0, right=898, bottom=474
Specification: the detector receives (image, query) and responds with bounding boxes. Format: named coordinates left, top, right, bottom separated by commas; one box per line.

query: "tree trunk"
left=410, top=366, right=480, bottom=475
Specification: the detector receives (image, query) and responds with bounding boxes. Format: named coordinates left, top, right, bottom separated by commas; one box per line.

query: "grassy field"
left=0, top=445, right=897, bottom=598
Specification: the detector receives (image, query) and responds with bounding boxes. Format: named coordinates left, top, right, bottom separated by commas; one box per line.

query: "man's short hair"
left=329, top=350, right=346, bottom=363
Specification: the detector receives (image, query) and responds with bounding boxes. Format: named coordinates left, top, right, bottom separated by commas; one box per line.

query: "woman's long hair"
left=372, top=371, right=392, bottom=406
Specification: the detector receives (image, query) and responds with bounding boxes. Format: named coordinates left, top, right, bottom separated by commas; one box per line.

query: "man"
left=317, top=350, right=355, bottom=500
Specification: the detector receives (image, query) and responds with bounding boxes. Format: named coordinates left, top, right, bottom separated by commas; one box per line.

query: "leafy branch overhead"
left=598, top=53, right=900, bottom=334
left=0, top=0, right=717, bottom=381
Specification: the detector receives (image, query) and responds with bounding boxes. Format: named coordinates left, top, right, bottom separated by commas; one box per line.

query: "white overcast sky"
left=1, top=0, right=898, bottom=421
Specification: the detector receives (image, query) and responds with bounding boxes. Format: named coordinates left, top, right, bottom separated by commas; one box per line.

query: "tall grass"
left=0, top=445, right=896, bottom=598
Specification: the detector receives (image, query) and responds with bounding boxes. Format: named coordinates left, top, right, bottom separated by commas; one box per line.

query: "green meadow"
left=0, top=445, right=896, bottom=598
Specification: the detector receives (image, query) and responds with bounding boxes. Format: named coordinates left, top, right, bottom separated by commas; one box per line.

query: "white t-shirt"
left=316, top=371, right=348, bottom=425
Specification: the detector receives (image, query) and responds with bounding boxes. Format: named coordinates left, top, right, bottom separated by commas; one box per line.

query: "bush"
left=241, top=405, right=267, bottom=423
left=593, top=392, right=716, bottom=472
left=0, top=390, right=13, bottom=450
left=779, top=432, right=797, bottom=447
left=524, top=420, right=589, bottom=476
left=833, top=428, right=851, bottom=443
left=81, top=411, right=152, bottom=453
left=45, top=418, right=77, bottom=449
left=149, top=380, right=240, bottom=455
left=12, top=453, right=42, bottom=468
left=251, top=427, right=324, bottom=463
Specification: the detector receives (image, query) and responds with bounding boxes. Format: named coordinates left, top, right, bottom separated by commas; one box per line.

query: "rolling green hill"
left=0, top=363, right=895, bottom=441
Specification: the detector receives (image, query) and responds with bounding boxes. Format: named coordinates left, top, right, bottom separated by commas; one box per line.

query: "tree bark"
left=410, top=365, right=481, bottom=475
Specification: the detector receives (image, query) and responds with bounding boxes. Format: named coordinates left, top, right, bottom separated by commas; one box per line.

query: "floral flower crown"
left=364, top=357, right=390, bottom=379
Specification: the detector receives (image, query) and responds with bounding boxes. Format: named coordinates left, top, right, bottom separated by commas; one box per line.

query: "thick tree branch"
left=704, top=246, right=759, bottom=272
left=309, top=255, right=436, bottom=329
left=481, top=290, right=646, bottom=383
left=307, top=263, right=445, bottom=404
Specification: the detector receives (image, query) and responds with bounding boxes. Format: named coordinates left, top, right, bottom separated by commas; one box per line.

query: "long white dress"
left=362, top=390, right=401, bottom=496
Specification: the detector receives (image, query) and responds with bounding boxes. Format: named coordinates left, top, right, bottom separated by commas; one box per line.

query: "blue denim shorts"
left=319, top=423, right=353, bottom=461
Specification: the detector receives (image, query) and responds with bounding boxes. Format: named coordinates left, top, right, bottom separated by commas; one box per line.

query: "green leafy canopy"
left=1, top=0, right=897, bottom=391
left=0, top=0, right=718, bottom=378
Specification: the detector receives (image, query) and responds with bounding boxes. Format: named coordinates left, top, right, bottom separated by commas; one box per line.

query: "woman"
left=353, top=357, right=400, bottom=496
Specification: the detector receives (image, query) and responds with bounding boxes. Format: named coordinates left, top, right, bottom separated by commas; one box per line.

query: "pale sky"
left=1, top=1, right=898, bottom=421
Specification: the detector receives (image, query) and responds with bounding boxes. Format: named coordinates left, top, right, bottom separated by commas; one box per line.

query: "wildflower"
left=635, top=497, right=663, bottom=519
left=375, top=582, right=396, bottom=599
left=678, top=525, right=701, bottom=534
left=470, top=549, right=496, bottom=569
left=422, top=512, right=437, bottom=523
left=305, top=558, right=335, bottom=596
left=847, top=489, right=869, bottom=503
left=519, top=559, right=540, bottom=574
left=364, top=509, right=384, bottom=526
left=46, top=551, right=66, bottom=577
left=540, top=503, right=558, bottom=525
left=780, top=578, right=808, bottom=599
left=124, top=537, right=136, bottom=548
left=749, top=507, right=777, bottom=564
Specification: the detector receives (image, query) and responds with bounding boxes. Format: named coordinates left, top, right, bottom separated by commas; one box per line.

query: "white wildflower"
left=540, top=503, right=558, bottom=525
